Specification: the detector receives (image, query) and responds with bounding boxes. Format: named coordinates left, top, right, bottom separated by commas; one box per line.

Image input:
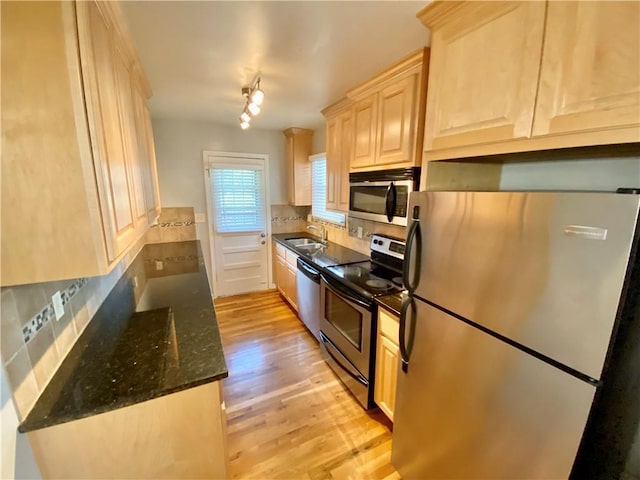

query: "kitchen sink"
left=296, top=244, right=326, bottom=253
left=286, top=238, right=325, bottom=248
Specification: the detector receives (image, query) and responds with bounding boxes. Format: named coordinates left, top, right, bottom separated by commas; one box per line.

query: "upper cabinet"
left=532, top=1, right=640, bottom=138
left=1, top=0, right=160, bottom=286
left=323, top=99, right=352, bottom=212
left=283, top=128, right=313, bottom=206
left=418, top=1, right=640, bottom=161
left=347, top=48, right=430, bottom=172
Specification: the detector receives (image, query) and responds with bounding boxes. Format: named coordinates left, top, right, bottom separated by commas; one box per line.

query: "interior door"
left=207, top=155, right=270, bottom=297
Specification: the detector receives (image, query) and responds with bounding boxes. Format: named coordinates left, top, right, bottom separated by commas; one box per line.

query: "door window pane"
left=211, top=168, right=265, bottom=232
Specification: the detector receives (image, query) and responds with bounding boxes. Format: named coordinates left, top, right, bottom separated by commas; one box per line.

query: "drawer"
left=378, top=308, right=399, bottom=345
left=285, top=248, right=299, bottom=267
left=276, top=242, right=286, bottom=259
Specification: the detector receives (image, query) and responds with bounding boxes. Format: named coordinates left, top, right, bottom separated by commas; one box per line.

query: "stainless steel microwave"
left=349, top=168, right=421, bottom=226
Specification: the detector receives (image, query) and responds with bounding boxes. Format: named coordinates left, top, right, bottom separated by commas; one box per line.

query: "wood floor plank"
left=215, top=290, right=397, bottom=479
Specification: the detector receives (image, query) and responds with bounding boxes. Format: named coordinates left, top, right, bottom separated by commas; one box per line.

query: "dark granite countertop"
left=19, top=241, right=228, bottom=433
left=272, top=232, right=368, bottom=269
left=375, top=291, right=408, bottom=317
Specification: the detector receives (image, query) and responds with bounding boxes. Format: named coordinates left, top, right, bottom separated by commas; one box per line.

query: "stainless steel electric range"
left=319, top=234, right=405, bottom=409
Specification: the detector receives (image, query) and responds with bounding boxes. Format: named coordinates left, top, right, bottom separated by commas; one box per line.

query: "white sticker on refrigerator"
left=563, top=225, right=608, bottom=241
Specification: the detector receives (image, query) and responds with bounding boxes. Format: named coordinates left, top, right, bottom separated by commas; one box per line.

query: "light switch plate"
left=357, top=226, right=363, bottom=239
left=52, top=291, right=64, bottom=320
left=195, top=213, right=206, bottom=223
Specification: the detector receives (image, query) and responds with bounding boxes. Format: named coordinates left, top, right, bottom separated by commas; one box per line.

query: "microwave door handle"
left=385, top=182, right=397, bottom=223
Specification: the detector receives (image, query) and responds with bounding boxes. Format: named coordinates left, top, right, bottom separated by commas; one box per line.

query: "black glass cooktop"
left=324, top=261, right=404, bottom=300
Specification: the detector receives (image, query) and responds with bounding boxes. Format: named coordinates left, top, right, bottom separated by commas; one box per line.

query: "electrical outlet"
left=52, top=291, right=64, bottom=320
left=155, top=260, right=164, bottom=271
left=195, top=213, right=206, bottom=223
left=357, top=226, right=363, bottom=239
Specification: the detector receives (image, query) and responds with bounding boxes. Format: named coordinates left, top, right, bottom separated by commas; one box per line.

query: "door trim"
left=202, top=151, right=272, bottom=297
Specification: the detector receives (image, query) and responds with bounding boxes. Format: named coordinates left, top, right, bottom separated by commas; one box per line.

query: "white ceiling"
left=120, top=1, right=431, bottom=131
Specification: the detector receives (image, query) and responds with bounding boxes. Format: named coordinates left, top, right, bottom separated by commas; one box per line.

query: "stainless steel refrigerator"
left=392, top=191, right=640, bottom=479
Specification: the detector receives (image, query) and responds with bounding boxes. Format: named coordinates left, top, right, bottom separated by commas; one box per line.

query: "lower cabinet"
left=27, top=382, right=228, bottom=479
left=375, top=307, right=400, bottom=422
left=274, top=241, right=299, bottom=312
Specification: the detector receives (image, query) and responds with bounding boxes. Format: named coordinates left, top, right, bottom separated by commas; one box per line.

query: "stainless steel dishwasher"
left=296, top=257, right=321, bottom=341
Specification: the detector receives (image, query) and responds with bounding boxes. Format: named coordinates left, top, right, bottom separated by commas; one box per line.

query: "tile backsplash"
left=0, top=238, right=145, bottom=418
left=145, top=207, right=196, bottom=244
left=271, top=204, right=310, bottom=234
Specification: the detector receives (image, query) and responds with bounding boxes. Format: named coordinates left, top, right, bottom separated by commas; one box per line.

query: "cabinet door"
left=351, top=95, right=378, bottom=169
left=78, top=1, right=136, bottom=261
left=374, top=334, right=399, bottom=422
left=132, top=83, right=161, bottom=223
left=338, top=110, right=352, bottom=212
left=533, top=1, right=640, bottom=139
left=326, top=117, right=339, bottom=210
left=376, top=74, right=417, bottom=166
left=113, top=44, right=147, bottom=232
left=423, top=2, right=546, bottom=151
left=276, top=254, right=287, bottom=296
left=286, top=134, right=295, bottom=205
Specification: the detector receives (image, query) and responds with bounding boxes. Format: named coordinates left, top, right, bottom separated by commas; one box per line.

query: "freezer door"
left=406, top=191, right=640, bottom=380
left=392, top=300, right=595, bottom=479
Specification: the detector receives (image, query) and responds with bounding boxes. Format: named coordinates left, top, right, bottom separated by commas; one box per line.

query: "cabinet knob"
left=261, top=240, right=266, bottom=245
left=260, top=233, right=266, bottom=238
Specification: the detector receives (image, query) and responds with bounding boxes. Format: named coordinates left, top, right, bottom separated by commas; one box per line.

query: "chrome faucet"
left=306, top=224, right=328, bottom=244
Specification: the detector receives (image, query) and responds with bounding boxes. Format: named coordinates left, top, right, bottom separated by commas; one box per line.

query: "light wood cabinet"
left=376, top=74, right=418, bottom=166
left=283, top=128, right=314, bottom=206
left=532, top=1, right=640, bottom=139
left=1, top=0, right=160, bottom=286
left=274, top=241, right=298, bottom=312
left=351, top=96, right=378, bottom=169
left=418, top=1, right=640, bottom=161
left=132, top=82, right=162, bottom=224
left=374, top=307, right=400, bottom=422
left=346, top=48, right=430, bottom=172
left=323, top=99, right=352, bottom=212
left=27, top=381, right=228, bottom=479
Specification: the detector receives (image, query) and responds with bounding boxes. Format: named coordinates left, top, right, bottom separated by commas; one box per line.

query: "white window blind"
left=311, top=157, right=345, bottom=225
left=210, top=167, right=265, bottom=233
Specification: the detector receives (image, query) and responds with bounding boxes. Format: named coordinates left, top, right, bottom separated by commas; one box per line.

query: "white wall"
left=1, top=367, right=40, bottom=480
left=500, top=157, right=640, bottom=191
left=151, top=118, right=288, bottom=278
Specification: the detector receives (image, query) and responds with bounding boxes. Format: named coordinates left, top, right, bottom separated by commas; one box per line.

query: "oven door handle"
left=320, top=332, right=368, bottom=386
left=320, top=273, right=372, bottom=310
left=385, top=182, right=397, bottom=223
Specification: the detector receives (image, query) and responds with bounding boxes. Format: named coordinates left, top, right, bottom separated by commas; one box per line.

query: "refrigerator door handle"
left=399, top=295, right=417, bottom=373
left=403, top=219, right=422, bottom=294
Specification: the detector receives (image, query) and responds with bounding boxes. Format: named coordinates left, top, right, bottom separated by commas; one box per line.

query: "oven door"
left=349, top=179, right=412, bottom=226
left=320, top=274, right=373, bottom=378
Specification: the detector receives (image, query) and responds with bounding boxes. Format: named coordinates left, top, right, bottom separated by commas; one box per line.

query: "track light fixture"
left=239, top=77, right=264, bottom=130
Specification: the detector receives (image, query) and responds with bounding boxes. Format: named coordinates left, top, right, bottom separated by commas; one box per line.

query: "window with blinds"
left=210, top=167, right=265, bottom=233
left=311, top=157, right=346, bottom=225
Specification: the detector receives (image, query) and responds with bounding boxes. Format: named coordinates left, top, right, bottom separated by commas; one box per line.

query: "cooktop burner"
left=365, top=279, right=394, bottom=290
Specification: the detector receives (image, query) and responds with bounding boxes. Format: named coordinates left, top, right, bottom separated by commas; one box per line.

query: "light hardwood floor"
left=215, top=290, right=399, bottom=480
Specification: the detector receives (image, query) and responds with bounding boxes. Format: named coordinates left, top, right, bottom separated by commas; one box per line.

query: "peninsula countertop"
left=19, top=240, right=228, bottom=433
